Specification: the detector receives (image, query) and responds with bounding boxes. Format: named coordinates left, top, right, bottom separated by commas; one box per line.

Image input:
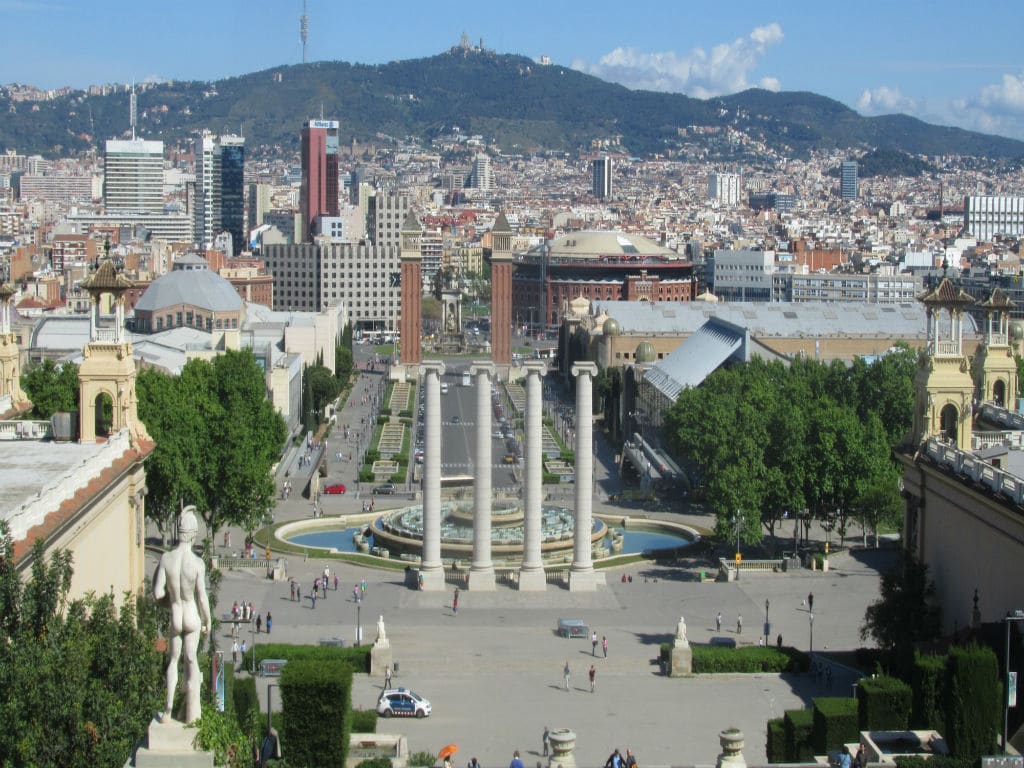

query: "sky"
left=3, top=0, right=1024, bottom=141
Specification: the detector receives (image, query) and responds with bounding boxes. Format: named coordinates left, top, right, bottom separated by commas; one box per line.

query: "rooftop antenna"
left=300, top=0, right=309, bottom=64
left=129, top=81, right=137, bottom=140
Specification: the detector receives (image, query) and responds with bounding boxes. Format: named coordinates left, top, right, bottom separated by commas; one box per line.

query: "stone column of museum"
left=490, top=212, right=513, bottom=370
left=519, top=361, right=548, bottom=591
left=398, top=211, right=423, bottom=373
left=469, top=361, right=496, bottom=590
left=419, top=361, right=446, bottom=590
left=569, top=361, right=599, bottom=592
left=0, top=282, right=27, bottom=406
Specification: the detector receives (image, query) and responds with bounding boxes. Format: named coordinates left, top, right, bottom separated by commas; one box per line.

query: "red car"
left=323, top=483, right=347, bottom=495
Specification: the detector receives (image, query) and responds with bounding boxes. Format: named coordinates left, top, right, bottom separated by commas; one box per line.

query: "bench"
left=259, top=658, right=288, bottom=677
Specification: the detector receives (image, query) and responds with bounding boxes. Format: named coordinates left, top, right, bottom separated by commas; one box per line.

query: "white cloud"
left=571, top=23, right=783, bottom=98
left=855, top=86, right=918, bottom=116
left=942, top=71, right=1024, bottom=140
left=978, top=73, right=1024, bottom=112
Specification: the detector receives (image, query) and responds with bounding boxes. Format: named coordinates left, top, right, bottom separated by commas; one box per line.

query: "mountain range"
left=3, top=48, right=1023, bottom=161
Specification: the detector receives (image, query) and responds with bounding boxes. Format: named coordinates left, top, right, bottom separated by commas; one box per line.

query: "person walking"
left=591, top=631, right=598, bottom=656
left=602, top=636, right=608, bottom=658
left=509, top=751, right=524, bottom=768
left=624, top=750, right=637, bottom=768
left=256, top=613, right=262, bottom=634
left=453, top=587, right=460, bottom=615
left=716, top=611, right=722, bottom=632
left=543, top=726, right=550, bottom=757
left=290, top=581, right=296, bottom=602
left=808, top=592, right=814, bottom=611
left=311, top=589, right=317, bottom=610
left=231, top=639, right=239, bottom=665
left=265, top=612, right=272, bottom=635
left=563, top=660, right=571, bottom=691
left=334, top=574, right=339, bottom=591
left=384, top=665, right=393, bottom=689
left=588, top=664, right=596, bottom=693
left=737, top=613, right=743, bottom=634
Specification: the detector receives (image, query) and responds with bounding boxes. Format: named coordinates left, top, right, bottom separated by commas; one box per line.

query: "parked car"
left=323, top=482, right=347, bottom=495
left=373, top=483, right=396, bottom=495
left=377, top=688, right=431, bottom=718
left=503, top=454, right=517, bottom=464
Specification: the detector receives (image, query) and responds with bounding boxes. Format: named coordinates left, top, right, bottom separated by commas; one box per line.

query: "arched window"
left=939, top=403, right=959, bottom=444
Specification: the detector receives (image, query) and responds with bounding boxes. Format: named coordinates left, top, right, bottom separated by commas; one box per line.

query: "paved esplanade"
left=469, top=361, right=496, bottom=590
left=420, top=361, right=446, bottom=590
left=570, top=362, right=600, bottom=591
left=519, top=361, right=548, bottom=591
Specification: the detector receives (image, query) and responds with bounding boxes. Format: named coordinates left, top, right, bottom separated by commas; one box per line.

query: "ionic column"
left=570, top=361, right=600, bottom=591
left=419, top=361, right=446, bottom=590
left=469, top=362, right=496, bottom=590
left=519, top=361, right=548, bottom=591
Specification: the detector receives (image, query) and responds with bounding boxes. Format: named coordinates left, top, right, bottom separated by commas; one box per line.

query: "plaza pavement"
left=159, top=356, right=891, bottom=767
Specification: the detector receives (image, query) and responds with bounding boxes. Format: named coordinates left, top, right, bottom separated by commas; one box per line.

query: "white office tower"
left=194, top=135, right=221, bottom=249
left=709, top=172, right=740, bottom=206
left=470, top=154, right=494, bottom=192
left=104, top=139, right=164, bottom=213
left=592, top=156, right=613, bottom=199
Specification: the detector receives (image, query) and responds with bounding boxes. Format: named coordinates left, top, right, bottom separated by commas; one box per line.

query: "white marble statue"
left=675, top=615, right=689, bottom=647
left=376, top=614, right=387, bottom=644
left=153, top=506, right=211, bottom=724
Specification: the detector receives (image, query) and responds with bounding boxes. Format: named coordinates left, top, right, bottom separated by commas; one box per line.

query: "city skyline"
left=3, top=0, right=1024, bottom=142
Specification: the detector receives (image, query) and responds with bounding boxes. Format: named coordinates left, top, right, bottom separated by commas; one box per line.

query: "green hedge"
left=766, top=717, right=786, bottom=763
left=692, top=645, right=810, bottom=673
left=350, top=708, right=378, bottom=733
left=912, top=653, right=946, bottom=730
left=943, top=644, right=999, bottom=759
left=858, top=675, right=911, bottom=731
left=233, top=675, right=259, bottom=735
left=812, top=697, right=859, bottom=755
left=784, top=709, right=814, bottom=762
left=281, top=659, right=353, bottom=768
left=241, top=643, right=372, bottom=674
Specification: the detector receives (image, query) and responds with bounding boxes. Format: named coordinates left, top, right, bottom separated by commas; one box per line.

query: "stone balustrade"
left=925, top=436, right=1024, bottom=504
left=4, top=429, right=132, bottom=541
left=0, top=419, right=52, bottom=440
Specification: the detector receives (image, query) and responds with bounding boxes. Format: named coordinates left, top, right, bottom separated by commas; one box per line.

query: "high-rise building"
left=964, top=195, right=1024, bottom=242
left=592, top=156, right=612, bottom=199
left=194, top=135, right=245, bottom=255
left=469, top=154, right=493, bottom=192
left=300, top=119, right=340, bottom=242
left=368, top=192, right=410, bottom=249
left=219, top=136, right=245, bottom=256
left=194, top=136, right=221, bottom=250
left=841, top=161, right=858, bottom=200
left=708, top=172, right=740, bottom=206
left=247, top=182, right=272, bottom=235
left=104, top=139, right=164, bottom=214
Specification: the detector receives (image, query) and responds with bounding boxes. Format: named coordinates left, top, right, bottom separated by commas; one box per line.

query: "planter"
left=547, top=728, right=577, bottom=768
left=716, top=728, right=746, bottom=768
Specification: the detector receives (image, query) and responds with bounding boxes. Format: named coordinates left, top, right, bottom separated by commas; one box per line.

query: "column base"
left=517, top=567, right=547, bottom=591
left=418, top=566, right=446, bottom=591
left=135, top=718, right=214, bottom=768
left=568, top=568, right=604, bottom=592
left=467, top=567, right=496, bottom=591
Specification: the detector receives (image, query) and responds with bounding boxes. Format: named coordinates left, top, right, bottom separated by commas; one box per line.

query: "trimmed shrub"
left=350, top=708, right=378, bottom=733
left=692, top=645, right=809, bottom=673
left=858, top=675, right=911, bottom=731
left=233, top=675, right=259, bottom=734
left=784, top=708, right=814, bottom=762
left=943, top=644, right=999, bottom=759
left=365, top=450, right=380, bottom=463
left=280, top=658, right=353, bottom=768
left=408, top=751, right=438, bottom=767
left=358, top=759, right=394, bottom=768
left=912, top=653, right=946, bottom=730
left=766, top=717, right=786, bottom=763
left=812, top=697, right=859, bottom=754
left=241, top=643, right=372, bottom=674
left=359, top=468, right=375, bottom=482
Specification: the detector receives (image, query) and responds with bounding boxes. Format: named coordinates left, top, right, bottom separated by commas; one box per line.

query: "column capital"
left=469, top=361, right=496, bottom=377
left=419, top=360, right=446, bottom=377
left=571, top=361, right=599, bottom=378
left=523, top=360, right=548, bottom=377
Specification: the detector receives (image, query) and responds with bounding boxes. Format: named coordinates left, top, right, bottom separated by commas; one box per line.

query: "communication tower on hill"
left=300, top=0, right=309, bottom=64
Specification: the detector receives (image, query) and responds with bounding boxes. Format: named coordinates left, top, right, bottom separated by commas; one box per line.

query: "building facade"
left=592, top=156, right=613, bottom=199
left=840, top=161, right=858, bottom=200
left=300, top=119, right=340, bottom=242
left=104, top=139, right=164, bottom=214
left=708, top=172, right=740, bottom=206
left=964, top=195, right=1024, bottom=242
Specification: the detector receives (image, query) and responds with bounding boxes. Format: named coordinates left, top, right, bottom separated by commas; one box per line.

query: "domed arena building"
left=132, top=254, right=244, bottom=334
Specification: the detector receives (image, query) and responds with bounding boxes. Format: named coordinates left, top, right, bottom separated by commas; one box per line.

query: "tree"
left=0, top=521, right=163, bottom=768
left=306, top=364, right=341, bottom=418
left=861, top=553, right=942, bottom=671
left=20, top=359, right=80, bottom=419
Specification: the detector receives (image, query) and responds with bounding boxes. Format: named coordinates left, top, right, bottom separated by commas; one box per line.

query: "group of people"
left=560, top=660, right=598, bottom=692
left=714, top=611, right=744, bottom=634
left=280, top=479, right=293, bottom=500
left=590, top=631, right=608, bottom=657
left=603, top=748, right=637, bottom=768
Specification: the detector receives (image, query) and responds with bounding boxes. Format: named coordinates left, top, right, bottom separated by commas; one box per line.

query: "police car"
left=376, top=688, right=431, bottom=718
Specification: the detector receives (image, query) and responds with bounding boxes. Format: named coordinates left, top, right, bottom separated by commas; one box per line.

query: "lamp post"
left=1003, top=610, right=1024, bottom=752
left=251, top=617, right=256, bottom=674
left=764, top=599, right=770, bottom=647
left=809, top=612, right=814, bottom=656
left=356, top=600, right=362, bottom=646
left=733, top=512, right=742, bottom=561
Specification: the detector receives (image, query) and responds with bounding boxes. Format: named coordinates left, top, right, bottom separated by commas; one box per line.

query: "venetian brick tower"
left=399, top=211, right=423, bottom=373
left=490, top=212, right=513, bottom=371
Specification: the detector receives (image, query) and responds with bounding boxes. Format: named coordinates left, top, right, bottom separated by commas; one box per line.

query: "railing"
left=979, top=403, right=1024, bottom=432
left=973, top=431, right=1024, bottom=450
left=0, top=419, right=52, bottom=440
left=214, top=556, right=282, bottom=569
left=924, top=437, right=1024, bottom=506
left=934, top=340, right=961, bottom=356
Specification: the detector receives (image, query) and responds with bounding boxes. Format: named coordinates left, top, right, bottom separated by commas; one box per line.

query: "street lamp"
left=764, top=599, right=771, bottom=647
left=356, top=599, right=362, bottom=646
left=733, top=512, right=742, bottom=561
left=1003, top=609, right=1024, bottom=752
left=250, top=617, right=256, bottom=674
left=809, top=612, right=815, bottom=655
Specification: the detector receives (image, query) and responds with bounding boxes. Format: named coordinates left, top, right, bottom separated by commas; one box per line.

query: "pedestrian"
left=361, top=577, right=367, bottom=594
left=716, top=611, right=722, bottom=632
left=232, top=639, right=239, bottom=665
left=543, top=726, right=550, bottom=757
left=467, top=759, right=481, bottom=768
left=290, top=581, right=296, bottom=601
left=334, top=574, right=339, bottom=591
left=509, top=751, right=524, bottom=768
left=777, top=634, right=783, bottom=648
left=624, top=750, right=637, bottom=768
left=311, top=590, right=317, bottom=610
left=588, top=664, right=596, bottom=693
left=737, top=613, right=743, bottom=634
left=563, top=660, right=571, bottom=691
left=605, top=749, right=623, bottom=768
left=353, top=586, right=360, bottom=602
left=453, top=587, right=460, bottom=615
left=256, top=613, right=262, bottom=634
left=854, top=745, right=866, bottom=768
left=591, top=630, right=598, bottom=656
left=602, top=636, right=608, bottom=658
left=838, top=745, right=851, bottom=768
left=266, top=612, right=272, bottom=634
left=384, top=665, right=393, bottom=688
left=321, top=579, right=327, bottom=599
left=808, top=592, right=814, bottom=611
left=240, top=639, right=247, bottom=659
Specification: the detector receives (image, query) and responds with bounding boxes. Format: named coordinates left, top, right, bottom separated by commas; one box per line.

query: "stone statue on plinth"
left=675, top=615, right=690, bottom=647
left=670, top=614, right=693, bottom=676
left=375, top=615, right=388, bottom=645
left=153, top=506, right=211, bottom=724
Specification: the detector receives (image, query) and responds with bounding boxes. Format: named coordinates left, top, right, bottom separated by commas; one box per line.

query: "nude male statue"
left=153, top=505, right=211, bottom=724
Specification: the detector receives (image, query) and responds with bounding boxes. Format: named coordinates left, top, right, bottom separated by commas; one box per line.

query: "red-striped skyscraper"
left=300, top=119, right=340, bottom=242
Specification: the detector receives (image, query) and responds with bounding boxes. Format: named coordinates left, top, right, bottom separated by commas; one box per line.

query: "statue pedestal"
left=547, top=728, right=577, bottom=768
left=134, top=718, right=214, bottom=768
left=568, top=570, right=604, bottom=592
left=517, top=567, right=547, bottom=592
left=371, top=640, right=392, bottom=677
left=670, top=643, right=692, bottom=677
left=716, top=728, right=746, bottom=768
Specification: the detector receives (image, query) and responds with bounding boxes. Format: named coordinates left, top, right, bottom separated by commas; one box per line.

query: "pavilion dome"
left=635, top=340, right=656, bottom=363
left=602, top=317, right=621, bottom=336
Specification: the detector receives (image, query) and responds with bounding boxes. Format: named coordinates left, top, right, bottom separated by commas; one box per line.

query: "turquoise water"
left=288, top=526, right=691, bottom=555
